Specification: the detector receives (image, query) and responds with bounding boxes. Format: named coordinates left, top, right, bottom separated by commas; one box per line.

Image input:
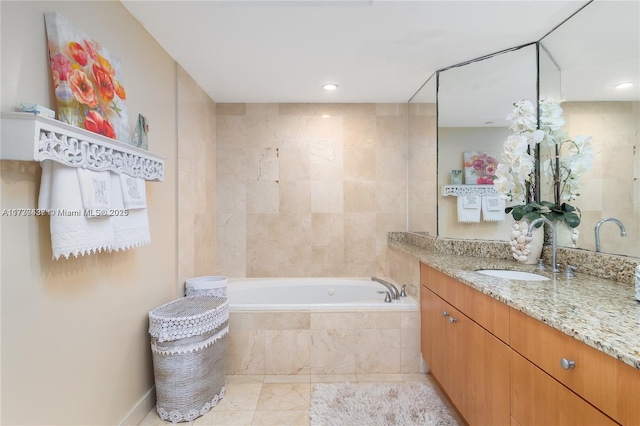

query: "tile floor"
left=139, top=373, right=460, bottom=425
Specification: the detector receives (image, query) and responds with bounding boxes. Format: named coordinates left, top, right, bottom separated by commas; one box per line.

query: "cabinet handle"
left=449, top=317, right=457, bottom=324
left=442, top=311, right=449, bottom=317
left=560, top=358, right=576, bottom=370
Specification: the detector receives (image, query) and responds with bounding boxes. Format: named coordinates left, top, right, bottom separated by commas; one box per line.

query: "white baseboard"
left=119, top=387, right=155, bottom=426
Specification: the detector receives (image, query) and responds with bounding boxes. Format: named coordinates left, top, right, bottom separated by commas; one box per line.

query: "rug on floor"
left=310, top=382, right=459, bottom=426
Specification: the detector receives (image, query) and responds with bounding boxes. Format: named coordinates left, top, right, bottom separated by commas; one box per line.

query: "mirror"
left=435, top=44, right=537, bottom=240
left=408, top=74, right=437, bottom=234
left=539, top=0, right=640, bottom=257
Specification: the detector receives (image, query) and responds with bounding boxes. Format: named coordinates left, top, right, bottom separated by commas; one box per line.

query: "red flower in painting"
left=92, top=63, right=115, bottom=102
left=68, top=42, right=88, bottom=66
left=68, top=68, right=98, bottom=108
left=477, top=176, right=494, bottom=185
left=51, top=53, right=71, bottom=81
left=85, top=110, right=115, bottom=139
left=83, top=40, right=98, bottom=60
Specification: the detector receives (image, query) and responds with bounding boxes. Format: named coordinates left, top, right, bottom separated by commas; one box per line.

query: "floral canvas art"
left=44, top=12, right=130, bottom=142
left=463, top=151, right=497, bottom=184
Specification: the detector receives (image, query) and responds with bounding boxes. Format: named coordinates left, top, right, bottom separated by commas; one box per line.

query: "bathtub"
left=226, top=277, right=417, bottom=311
left=224, top=277, right=422, bottom=376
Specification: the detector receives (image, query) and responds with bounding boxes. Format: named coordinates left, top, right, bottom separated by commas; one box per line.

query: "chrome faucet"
left=527, top=217, right=560, bottom=273
left=371, top=277, right=400, bottom=300
left=594, top=217, right=627, bottom=252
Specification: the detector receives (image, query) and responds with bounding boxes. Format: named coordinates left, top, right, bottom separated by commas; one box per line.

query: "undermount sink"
left=475, top=269, right=550, bottom=281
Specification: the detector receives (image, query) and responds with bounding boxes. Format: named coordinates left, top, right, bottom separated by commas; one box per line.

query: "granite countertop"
left=390, top=239, right=640, bottom=370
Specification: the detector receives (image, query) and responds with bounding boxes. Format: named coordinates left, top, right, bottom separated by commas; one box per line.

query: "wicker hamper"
left=148, top=295, right=229, bottom=423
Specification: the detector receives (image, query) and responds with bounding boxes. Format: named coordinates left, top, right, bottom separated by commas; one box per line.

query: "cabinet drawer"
left=510, top=308, right=640, bottom=425
left=510, top=349, right=617, bottom=426
left=421, top=263, right=509, bottom=343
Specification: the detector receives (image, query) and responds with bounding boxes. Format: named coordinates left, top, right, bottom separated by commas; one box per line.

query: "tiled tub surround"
left=389, top=233, right=640, bottom=370
left=226, top=309, right=422, bottom=377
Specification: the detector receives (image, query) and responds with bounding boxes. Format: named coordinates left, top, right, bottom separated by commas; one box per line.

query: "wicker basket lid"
left=149, top=295, right=229, bottom=342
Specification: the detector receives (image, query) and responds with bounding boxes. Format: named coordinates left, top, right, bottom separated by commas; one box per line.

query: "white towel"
left=119, top=173, right=147, bottom=210
left=40, top=161, right=114, bottom=259
left=77, top=168, right=112, bottom=217
left=481, top=196, right=506, bottom=222
left=457, top=195, right=481, bottom=223
left=112, top=172, right=151, bottom=251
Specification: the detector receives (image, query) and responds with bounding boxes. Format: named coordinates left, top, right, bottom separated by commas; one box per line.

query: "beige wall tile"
left=264, top=330, right=312, bottom=375
left=310, top=329, right=357, bottom=374
left=262, top=312, right=311, bottom=330
left=229, top=312, right=266, bottom=331
left=227, top=330, right=266, bottom=375
left=400, top=327, right=422, bottom=373
left=310, top=312, right=358, bottom=329
left=355, top=329, right=401, bottom=373
left=356, top=312, right=401, bottom=329
left=216, top=103, right=409, bottom=278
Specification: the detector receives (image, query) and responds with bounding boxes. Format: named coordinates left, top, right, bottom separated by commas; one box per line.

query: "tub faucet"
left=371, top=277, right=400, bottom=300
left=594, top=217, right=627, bottom=252
left=527, top=217, right=560, bottom=273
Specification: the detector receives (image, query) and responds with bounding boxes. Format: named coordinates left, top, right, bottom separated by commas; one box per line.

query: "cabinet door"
left=421, top=286, right=446, bottom=384
left=510, top=350, right=617, bottom=426
left=454, top=302, right=510, bottom=426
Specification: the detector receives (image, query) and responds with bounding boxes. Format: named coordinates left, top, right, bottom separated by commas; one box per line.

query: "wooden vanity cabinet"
left=420, top=262, right=640, bottom=426
left=511, top=308, right=640, bottom=425
left=420, top=264, right=510, bottom=425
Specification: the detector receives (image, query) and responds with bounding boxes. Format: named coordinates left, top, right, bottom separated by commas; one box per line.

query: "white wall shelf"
left=442, top=185, right=498, bottom=197
left=1, top=112, right=164, bottom=182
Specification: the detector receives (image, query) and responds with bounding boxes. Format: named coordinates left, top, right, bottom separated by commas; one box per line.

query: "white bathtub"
left=226, top=277, right=417, bottom=311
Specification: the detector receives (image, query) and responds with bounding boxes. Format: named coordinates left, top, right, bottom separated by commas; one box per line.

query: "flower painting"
left=44, top=12, right=130, bottom=142
left=463, top=151, right=497, bottom=185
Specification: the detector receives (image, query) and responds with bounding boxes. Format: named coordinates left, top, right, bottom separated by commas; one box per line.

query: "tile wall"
left=216, top=103, right=408, bottom=278
left=226, top=310, right=422, bottom=376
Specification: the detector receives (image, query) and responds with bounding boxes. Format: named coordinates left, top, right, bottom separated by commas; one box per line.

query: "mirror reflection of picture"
left=133, top=114, right=149, bottom=150
left=463, top=151, right=497, bottom=185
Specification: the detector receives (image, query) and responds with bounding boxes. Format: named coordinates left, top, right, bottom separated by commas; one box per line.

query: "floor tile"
left=193, top=410, right=255, bottom=425
left=226, top=375, right=266, bottom=384
left=256, top=383, right=311, bottom=411
left=251, top=410, right=310, bottom=426
left=212, top=383, right=263, bottom=411
left=264, top=374, right=311, bottom=383
left=310, top=374, right=357, bottom=383
left=402, top=373, right=431, bottom=382
left=356, top=373, right=404, bottom=383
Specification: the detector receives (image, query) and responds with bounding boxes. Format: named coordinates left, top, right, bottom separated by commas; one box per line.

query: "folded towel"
left=119, top=173, right=147, bottom=210
left=482, top=196, right=506, bottom=222
left=77, top=168, right=112, bottom=217
left=112, top=172, right=151, bottom=251
left=457, top=195, right=481, bottom=223
left=41, top=161, right=115, bottom=259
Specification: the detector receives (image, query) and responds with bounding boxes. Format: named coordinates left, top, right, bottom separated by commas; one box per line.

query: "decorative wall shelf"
left=442, top=185, right=498, bottom=197
left=1, top=112, right=164, bottom=182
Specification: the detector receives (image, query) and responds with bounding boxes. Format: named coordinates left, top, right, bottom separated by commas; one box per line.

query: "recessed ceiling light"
left=615, top=82, right=634, bottom=89
left=484, top=121, right=494, bottom=125
left=321, top=114, right=331, bottom=119
left=322, top=83, right=338, bottom=91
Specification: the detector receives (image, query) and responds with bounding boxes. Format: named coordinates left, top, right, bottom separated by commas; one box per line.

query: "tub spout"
left=371, top=277, right=400, bottom=300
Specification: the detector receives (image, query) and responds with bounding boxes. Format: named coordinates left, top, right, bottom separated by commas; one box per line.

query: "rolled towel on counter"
left=457, top=195, right=481, bottom=223
left=481, top=196, right=506, bottom=222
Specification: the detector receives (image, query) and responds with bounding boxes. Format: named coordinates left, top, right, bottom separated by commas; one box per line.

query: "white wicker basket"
left=185, top=276, right=227, bottom=297
left=149, top=295, right=229, bottom=423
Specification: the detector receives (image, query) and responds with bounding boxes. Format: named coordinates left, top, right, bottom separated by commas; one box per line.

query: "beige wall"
left=1, top=2, right=184, bottom=424
left=216, top=103, right=408, bottom=278
left=560, top=101, right=639, bottom=257
left=177, top=66, right=217, bottom=290
left=407, top=102, right=437, bottom=234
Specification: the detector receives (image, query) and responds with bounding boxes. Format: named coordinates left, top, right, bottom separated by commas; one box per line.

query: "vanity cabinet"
left=420, top=264, right=510, bottom=425
left=420, top=262, right=640, bottom=425
left=510, top=308, right=640, bottom=425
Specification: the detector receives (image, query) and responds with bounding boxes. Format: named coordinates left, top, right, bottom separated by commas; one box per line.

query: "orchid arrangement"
left=494, top=99, right=593, bottom=228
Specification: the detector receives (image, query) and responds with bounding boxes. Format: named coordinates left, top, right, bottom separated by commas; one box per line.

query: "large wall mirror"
left=436, top=44, right=537, bottom=240
left=539, top=0, right=639, bottom=258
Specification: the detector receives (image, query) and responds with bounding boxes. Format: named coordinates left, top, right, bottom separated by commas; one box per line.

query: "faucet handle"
left=565, top=265, right=576, bottom=279
left=400, top=284, right=407, bottom=297
left=377, top=290, right=392, bottom=303
left=537, top=258, right=546, bottom=270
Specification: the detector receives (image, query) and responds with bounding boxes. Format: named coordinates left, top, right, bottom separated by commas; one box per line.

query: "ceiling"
left=121, top=0, right=590, bottom=104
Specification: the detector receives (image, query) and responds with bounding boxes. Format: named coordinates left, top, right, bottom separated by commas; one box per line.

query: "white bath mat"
left=310, top=382, right=460, bottom=426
